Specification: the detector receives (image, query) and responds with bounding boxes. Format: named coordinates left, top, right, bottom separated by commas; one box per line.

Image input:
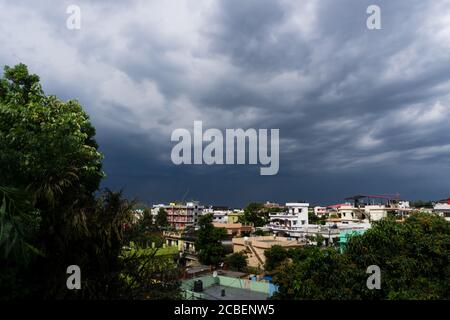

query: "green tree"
left=0, top=64, right=103, bottom=205
left=0, top=64, right=105, bottom=298
left=141, top=208, right=154, bottom=228
left=225, top=252, right=248, bottom=272
left=410, top=200, right=433, bottom=208
left=155, top=208, right=169, bottom=229
left=273, top=246, right=358, bottom=300
left=0, top=64, right=181, bottom=299
left=264, top=245, right=289, bottom=272
left=345, top=213, right=450, bottom=299
left=120, top=241, right=181, bottom=299
left=271, top=213, right=450, bottom=300
left=195, top=214, right=227, bottom=265
left=239, top=203, right=268, bottom=227
left=308, top=211, right=326, bottom=225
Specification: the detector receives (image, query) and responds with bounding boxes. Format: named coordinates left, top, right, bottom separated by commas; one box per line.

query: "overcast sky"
left=1, top=0, right=450, bottom=207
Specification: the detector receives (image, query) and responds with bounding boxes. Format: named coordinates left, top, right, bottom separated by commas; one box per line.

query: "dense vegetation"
left=269, top=213, right=450, bottom=300
left=195, top=213, right=227, bottom=265
left=224, top=252, right=248, bottom=272
left=0, top=64, right=180, bottom=299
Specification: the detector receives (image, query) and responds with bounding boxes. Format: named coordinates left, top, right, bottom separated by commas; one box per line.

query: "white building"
left=268, top=202, right=370, bottom=245
left=268, top=202, right=309, bottom=234
left=314, top=206, right=327, bottom=217
left=434, top=199, right=450, bottom=221
left=203, top=206, right=232, bottom=223
left=337, top=202, right=411, bottom=222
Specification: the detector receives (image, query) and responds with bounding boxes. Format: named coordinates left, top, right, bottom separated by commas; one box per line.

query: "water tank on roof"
left=193, top=280, right=203, bottom=292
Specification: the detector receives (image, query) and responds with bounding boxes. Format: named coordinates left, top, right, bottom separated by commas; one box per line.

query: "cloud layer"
left=1, top=0, right=450, bottom=206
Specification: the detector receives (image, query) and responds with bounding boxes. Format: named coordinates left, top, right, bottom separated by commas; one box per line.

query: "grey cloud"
left=1, top=0, right=450, bottom=206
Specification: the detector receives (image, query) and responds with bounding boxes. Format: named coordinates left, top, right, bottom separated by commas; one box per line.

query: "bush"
left=225, top=252, right=248, bottom=272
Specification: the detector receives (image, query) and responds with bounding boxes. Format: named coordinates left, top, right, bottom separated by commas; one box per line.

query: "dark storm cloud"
left=1, top=0, right=450, bottom=206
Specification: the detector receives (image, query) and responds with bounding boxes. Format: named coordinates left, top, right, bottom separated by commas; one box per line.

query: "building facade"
left=153, top=201, right=204, bottom=230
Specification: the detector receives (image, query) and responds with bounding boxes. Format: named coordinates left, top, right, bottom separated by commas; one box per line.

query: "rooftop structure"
left=203, top=206, right=244, bottom=224
left=232, top=236, right=305, bottom=268
left=182, top=274, right=277, bottom=300
left=433, top=198, right=450, bottom=221
left=268, top=202, right=309, bottom=234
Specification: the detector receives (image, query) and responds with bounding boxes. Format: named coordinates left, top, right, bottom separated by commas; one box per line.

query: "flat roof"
left=201, top=285, right=269, bottom=300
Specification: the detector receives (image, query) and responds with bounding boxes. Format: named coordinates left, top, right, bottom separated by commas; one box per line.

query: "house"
left=433, top=198, right=450, bottom=221
left=314, top=206, right=327, bottom=217
left=212, top=222, right=253, bottom=237
left=153, top=201, right=204, bottom=230
left=232, top=236, right=305, bottom=269
left=268, top=202, right=309, bottom=234
left=227, top=209, right=244, bottom=223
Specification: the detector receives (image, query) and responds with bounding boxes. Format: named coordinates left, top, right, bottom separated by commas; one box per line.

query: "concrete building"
left=203, top=206, right=245, bottom=224
left=268, top=202, right=309, bottom=234
left=182, top=274, right=277, bottom=300
left=434, top=198, right=450, bottom=221
left=153, top=201, right=204, bottom=230
left=232, top=236, right=305, bottom=269
left=212, top=222, right=253, bottom=237
left=314, top=206, right=327, bottom=217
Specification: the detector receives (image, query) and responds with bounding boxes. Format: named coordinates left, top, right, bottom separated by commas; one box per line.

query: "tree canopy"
left=272, top=213, right=450, bottom=300
left=0, top=64, right=180, bottom=299
left=238, top=203, right=269, bottom=227
left=195, top=213, right=227, bottom=265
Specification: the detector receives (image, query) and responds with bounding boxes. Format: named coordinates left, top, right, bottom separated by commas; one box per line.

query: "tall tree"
left=195, top=214, right=227, bottom=265
left=155, top=208, right=169, bottom=229
left=0, top=64, right=181, bottom=299
left=239, top=203, right=268, bottom=227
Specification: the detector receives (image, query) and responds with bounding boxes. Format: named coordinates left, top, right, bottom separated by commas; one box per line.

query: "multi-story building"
left=153, top=201, right=204, bottom=230
left=314, top=206, right=327, bottom=217
left=203, top=205, right=231, bottom=223
left=268, top=202, right=309, bottom=234
left=336, top=195, right=412, bottom=222
left=434, top=198, right=450, bottom=221
left=203, top=206, right=245, bottom=224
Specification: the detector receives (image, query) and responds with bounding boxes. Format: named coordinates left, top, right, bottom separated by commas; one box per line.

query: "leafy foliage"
left=264, top=245, right=289, bottom=272
left=238, top=203, right=269, bottom=227
left=155, top=208, right=169, bottom=229
left=0, top=64, right=181, bottom=299
left=120, top=242, right=181, bottom=299
left=195, top=214, right=227, bottom=265
left=225, top=252, right=248, bottom=272
left=271, top=214, right=450, bottom=300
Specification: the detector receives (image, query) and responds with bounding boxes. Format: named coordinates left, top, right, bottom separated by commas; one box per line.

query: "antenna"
left=181, top=187, right=190, bottom=202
